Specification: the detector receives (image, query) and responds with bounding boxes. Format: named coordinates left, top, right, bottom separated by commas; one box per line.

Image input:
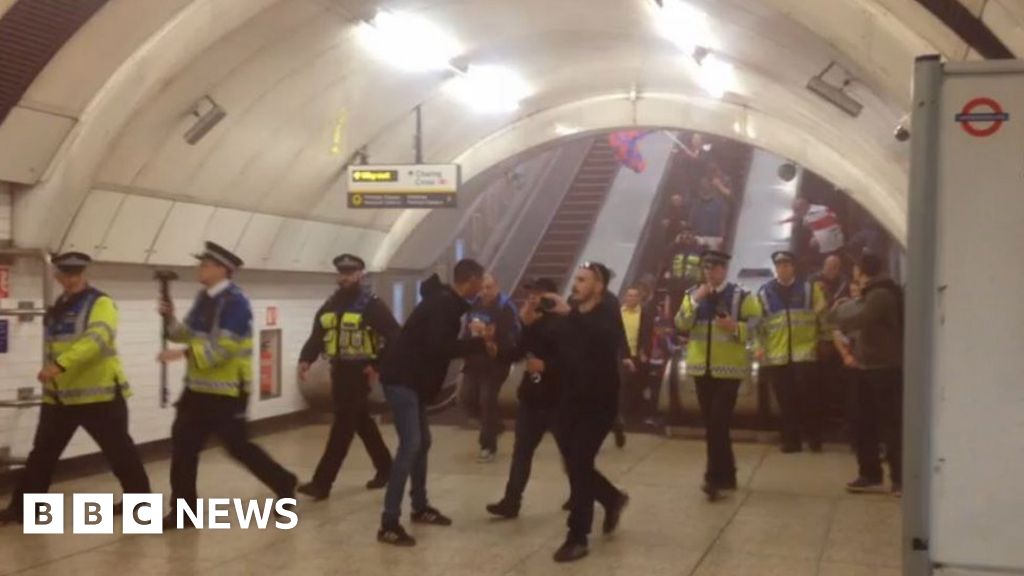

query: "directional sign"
left=347, top=164, right=459, bottom=208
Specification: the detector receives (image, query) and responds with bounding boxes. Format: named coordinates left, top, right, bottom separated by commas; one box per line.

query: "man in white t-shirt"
left=782, top=198, right=845, bottom=258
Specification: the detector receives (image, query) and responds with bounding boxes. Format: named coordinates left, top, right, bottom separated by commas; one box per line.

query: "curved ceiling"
left=4, top=0, right=1023, bottom=268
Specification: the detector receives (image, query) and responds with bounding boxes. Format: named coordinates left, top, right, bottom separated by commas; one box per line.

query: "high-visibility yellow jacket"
left=676, top=283, right=762, bottom=380
left=169, top=283, right=253, bottom=398
left=320, top=291, right=378, bottom=361
left=756, top=279, right=826, bottom=366
left=44, top=287, right=130, bottom=405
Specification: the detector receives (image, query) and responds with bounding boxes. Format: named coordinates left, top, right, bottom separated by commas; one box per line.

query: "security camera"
left=778, top=162, right=798, bottom=182
left=893, top=114, right=911, bottom=142
left=183, top=96, right=227, bottom=145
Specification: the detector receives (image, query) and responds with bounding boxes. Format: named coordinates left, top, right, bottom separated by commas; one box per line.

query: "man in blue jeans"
left=376, top=259, right=493, bottom=546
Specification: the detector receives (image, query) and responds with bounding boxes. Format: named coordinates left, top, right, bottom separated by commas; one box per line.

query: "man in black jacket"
left=547, top=262, right=630, bottom=563
left=376, top=259, right=494, bottom=547
left=486, top=277, right=567, bottom=518
left=296, top=254, right=398, bottom=499
left=461, top=273, right=520, bottom=462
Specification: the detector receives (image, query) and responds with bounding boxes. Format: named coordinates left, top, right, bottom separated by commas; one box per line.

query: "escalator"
left=512, top=137, right=620, bottom=299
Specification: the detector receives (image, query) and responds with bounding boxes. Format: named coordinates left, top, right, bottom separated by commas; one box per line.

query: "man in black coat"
left=546, top=262, right=630, bottom=563
left=296, top=254, right=399, bottom=499
left=486, top=277, right=567, bottom=518
left=376, top=259, right=494, bottom=547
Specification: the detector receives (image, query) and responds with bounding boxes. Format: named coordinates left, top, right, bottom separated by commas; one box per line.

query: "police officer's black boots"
left=297, top=481, right=330, bottom=501
left=485, top=499, right=520, bottom=519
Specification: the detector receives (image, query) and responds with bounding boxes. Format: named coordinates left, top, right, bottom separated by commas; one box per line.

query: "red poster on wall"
left=0, top=266, right=9, bottom=299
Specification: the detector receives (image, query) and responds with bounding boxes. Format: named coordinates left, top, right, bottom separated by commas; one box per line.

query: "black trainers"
left=411, top=506, right=452, bottom=526
left=486, top=499, right=520, bottom=519
left=0, top=507, right=22, bottom=525
left=845, top=477, right=885, bottom=494
left=366, top=473, right=389, bottom=490
left=701, top=482, right=722, bottom=502
left=553, top=537, right=589, bottom=563
left=377, top=524, right=417, bottom=547
left=297, top=481, right=330, bottom=501
left=614, top=428, right=627, bottom=449
left=602, top=492, right=629, bottom=534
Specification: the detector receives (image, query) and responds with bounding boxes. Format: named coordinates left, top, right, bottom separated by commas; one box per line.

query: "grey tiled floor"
left=0, top=423, right=902, bottom=575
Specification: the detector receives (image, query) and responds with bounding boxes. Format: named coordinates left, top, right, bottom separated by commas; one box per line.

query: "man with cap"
left=487, top=277, right=569, bottom=519
left=676, top=250, right=762, bottom=501
left=0, top=253, right=150, bottom=524
left=296, top=253, right=398, bottom=498
left=158, top=241, right=297, bottom=528
left=756, top=250, right=827, bottom=453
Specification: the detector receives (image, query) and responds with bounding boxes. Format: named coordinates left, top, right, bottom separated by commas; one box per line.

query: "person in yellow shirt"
left=612, top=286, right=652, bottom=448
left=676, top=251, right=762, bottom=501
left=0, top=253, right=149, bottom=524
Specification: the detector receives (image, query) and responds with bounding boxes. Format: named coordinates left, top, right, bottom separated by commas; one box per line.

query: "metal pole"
left=904, top=54, right=943, bottom=576
left=414, top=105, right=423, bottom=164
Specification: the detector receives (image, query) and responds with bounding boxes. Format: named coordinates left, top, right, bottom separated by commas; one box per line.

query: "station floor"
left=0, top=423, right=902, bottom=576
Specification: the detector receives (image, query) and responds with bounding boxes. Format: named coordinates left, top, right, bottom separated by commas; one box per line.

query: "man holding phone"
left=676, top=250, right=762, bottom=501
left=487, top=277, right=568, bottom=519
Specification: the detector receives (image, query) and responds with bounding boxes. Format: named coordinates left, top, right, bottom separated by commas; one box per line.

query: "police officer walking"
left=677, top=251, right=762, bottom=501
left=0, top=253, right=150, bottom=524
left=296, top=254, right=397, bottom=498
left=158, top=242, right=297, bottom=528
left=757, top=251, right=827, bottom=453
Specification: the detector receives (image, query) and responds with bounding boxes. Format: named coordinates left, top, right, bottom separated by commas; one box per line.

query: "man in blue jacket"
left=461, top=273, right=520, bottom=463
left=376, top=259, right=495, bottom=546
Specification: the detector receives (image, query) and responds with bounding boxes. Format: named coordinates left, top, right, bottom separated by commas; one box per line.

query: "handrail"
left=0, top=247, right=52, bottom=368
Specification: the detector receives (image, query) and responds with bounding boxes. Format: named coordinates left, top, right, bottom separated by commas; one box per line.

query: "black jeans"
left=768, top=363, right=822, bottom=448
left=7, top=395, right=150, bottom=512
left=503, top=401, right=564, bottom=506
left=461, top=372, right=505, bottom=452
left=310, top=363, right=392, bottom=490
left=853, top=369, right=902, bottom=484
left=170, top=390, right=295, bottom=509
left=559, top=407, right=621, bottom=542
left=695, top=377, right=740, bottom=487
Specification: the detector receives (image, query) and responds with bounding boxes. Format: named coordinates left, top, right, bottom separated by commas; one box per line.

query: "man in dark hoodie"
left=486, top=277, right=567, bottom=518
left=296, top=254, right=398, bottom=499
left=376, top=259, right=493, bottom=547
left=828, top=253, right=903, bottom=496
left=461, top=273, right=521, bottom=462
left=546, top=262, right=630, bottom=563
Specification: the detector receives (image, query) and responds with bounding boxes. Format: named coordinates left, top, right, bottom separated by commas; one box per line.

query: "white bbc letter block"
left=23, top=494, right=63, bottom=534
left=207, top=498, right=231, bottom=529
left=73, top=493, right=113, bottom=534
left=122, top=494, right=163, bottom=535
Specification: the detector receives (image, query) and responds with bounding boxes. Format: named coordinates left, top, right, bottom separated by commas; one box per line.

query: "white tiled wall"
left=0, top=260, right=337, bottom=461
left=0, top=185, right=11, bottom=243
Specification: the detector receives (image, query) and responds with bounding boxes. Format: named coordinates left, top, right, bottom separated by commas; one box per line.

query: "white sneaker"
left=477, top=449, right=496, bottom=463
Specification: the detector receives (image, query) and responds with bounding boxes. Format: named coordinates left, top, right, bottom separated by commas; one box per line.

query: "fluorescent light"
left=652, top=0, right=716, bottom=53
left=446, top=65, right=529, bottom=114
left=696, top=53, right=736, bottom=99
left=554, top=123, right=581, bottom=136
left=357, top=10, right=460, bottom=72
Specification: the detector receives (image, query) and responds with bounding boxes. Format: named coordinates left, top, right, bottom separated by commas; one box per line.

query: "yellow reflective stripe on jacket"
left=320, top=310, right=377, bottom=360
left=171, top=290, right=253, bottom=399
left=677, top=286, right=763, bottom=380
left=757, top=282, right=824, bottom=366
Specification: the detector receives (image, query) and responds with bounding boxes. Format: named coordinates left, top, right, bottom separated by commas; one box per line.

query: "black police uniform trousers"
left=767, top=362, right=822, bottom=450
left=170, top=389, right=295, bottom=509
left=695, top=376, right=740, bottom=488
left=310, top=362, right=392, bottom=490
left=559, top=405, right=620, bottom=541
left=502, top=399, right=565, bottom=506
left=6, top=392, right=150, bottom=513
left=853, top=368, right=902, bottom=484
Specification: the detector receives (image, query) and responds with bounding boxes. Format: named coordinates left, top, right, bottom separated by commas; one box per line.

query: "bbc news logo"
left=23, top=494, right=298, bottom=534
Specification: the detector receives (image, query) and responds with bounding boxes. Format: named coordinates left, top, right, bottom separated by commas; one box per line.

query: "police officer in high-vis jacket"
left=296, top=254, right=398, bottom=499
left=676, top=250, right=762, bottom=502
left=0, top=253, right=150, bottom=524
left=757, top=251, right=827, bottom=453
left=158, top=242, right=296, bottom=528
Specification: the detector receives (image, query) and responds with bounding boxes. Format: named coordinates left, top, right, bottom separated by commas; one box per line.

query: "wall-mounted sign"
left=0, top=266, right=9, bottom=299
left=347, top=164, right=459, bottom=209
left=259, top=329, right=281, bottom=400
left=266, top=306, right=278, bottom=327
